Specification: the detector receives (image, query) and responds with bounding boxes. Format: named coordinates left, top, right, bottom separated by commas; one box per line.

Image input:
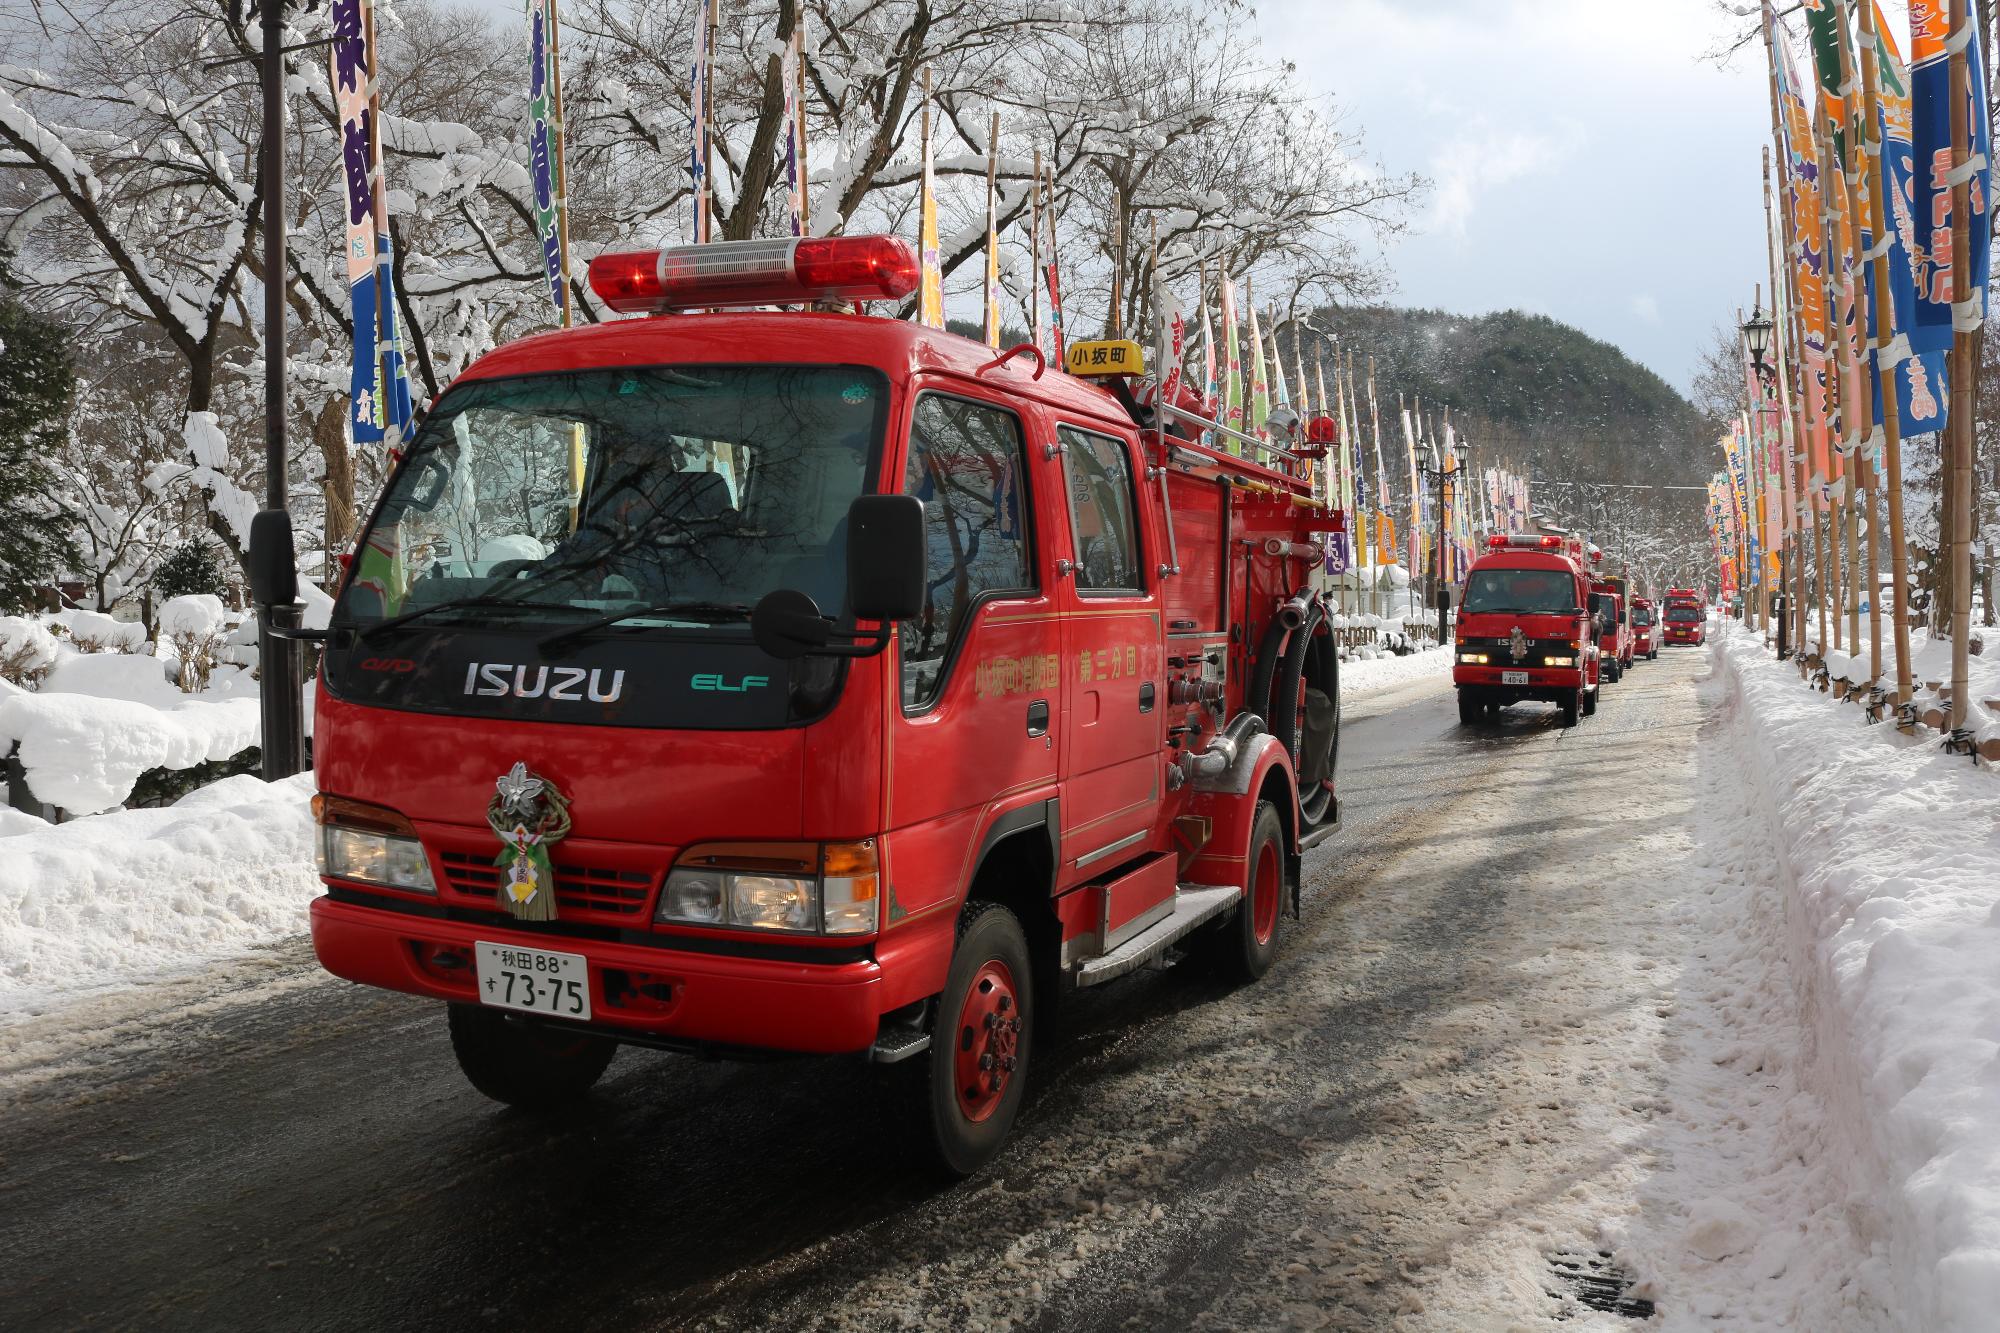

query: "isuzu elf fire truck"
left=1630, top=597, right=1662, bottom=660
left=1452, top=532, right=1602, bottom=727
left=247, top=234, right=1347, bottom=1174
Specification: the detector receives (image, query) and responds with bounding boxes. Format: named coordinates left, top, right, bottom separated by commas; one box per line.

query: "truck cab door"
left=885, top=388, right=1062, bottom=920
left=1051, top=422, right=1163, bottom=891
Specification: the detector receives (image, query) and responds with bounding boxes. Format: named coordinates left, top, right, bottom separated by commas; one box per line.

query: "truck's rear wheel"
left=447, top=1003, right=617, bottom=1110
left=917, top=903, right=1034, bottom=1177
left=1202, top=802, right=1288, bottom=984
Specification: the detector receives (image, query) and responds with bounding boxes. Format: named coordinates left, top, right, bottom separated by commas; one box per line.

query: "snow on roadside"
left=0, top=773, right=317, bottom=1022
left=1341, top=644, right=1450, bottom=701
left=1699, top=623, right=2000, bottom=1331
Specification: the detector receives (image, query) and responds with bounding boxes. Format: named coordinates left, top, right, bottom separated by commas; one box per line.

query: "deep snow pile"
left=1712, top=623, right=2000, bottom=1330
left=0, top=773, right=316, bottom=1019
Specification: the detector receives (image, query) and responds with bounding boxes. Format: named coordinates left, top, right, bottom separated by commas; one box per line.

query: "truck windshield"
left=333, top=364, right=887, bottom=635
left=1666, top=606, right=1701, bottom=622
left=1461, top=568, right=1576, bottom=615
left=1633, top=609, right=1654, bottom=626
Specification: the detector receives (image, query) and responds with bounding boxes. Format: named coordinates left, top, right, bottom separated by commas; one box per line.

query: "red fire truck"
left=247, top=235, right=1346, bottom=1175
left=1629, top=597, right=1662, bottom=660
left=1662, top=587, right=1706, bottom=646
left=1588, top=567, right=1633, bottom=681
left=1453, top=533, right=1601, bottom=726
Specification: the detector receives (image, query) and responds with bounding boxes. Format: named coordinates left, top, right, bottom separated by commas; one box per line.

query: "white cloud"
left=1429, top=124, right=1580, bottom=241
left=1631, top=294, right=1663, bottom=325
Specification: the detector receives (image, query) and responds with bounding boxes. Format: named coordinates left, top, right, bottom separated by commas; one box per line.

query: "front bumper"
left=310, top=893, right=885, bottom=1054
left=1454, top=664, right=1585, bottom=690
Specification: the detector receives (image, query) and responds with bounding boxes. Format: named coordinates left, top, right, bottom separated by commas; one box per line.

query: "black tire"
left=447, top=1003, right=617, bottom=1111
left=1457, top=689, right=1483, bottom=726
left=916, top=903, right=1035, bottom=1178
left=1560, top=689, right=1580, bottom=728
left=1263, top=603, right=1338, bottom=831
left=1583, top=684, right=1598, bottom=717
left=1206, top=802, right=1289, bottom=985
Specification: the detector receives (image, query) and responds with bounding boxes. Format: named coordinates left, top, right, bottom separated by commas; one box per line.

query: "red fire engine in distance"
left=247, top=234, right=1349, bottom=1175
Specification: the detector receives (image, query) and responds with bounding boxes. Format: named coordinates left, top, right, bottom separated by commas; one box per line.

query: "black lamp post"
left=1417, top=436, right=1471, bottom=645
left=1741, top=303, right=1786, bottom=654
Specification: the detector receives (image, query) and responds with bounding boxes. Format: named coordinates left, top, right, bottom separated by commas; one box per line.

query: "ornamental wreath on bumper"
left=486, top=761, right=572, bottom=922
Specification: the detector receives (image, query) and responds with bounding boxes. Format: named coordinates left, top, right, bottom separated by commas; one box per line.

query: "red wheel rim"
left=1251, top=838, right=1281, bottom=946
left=953, top=960, right=1022, bottom=1123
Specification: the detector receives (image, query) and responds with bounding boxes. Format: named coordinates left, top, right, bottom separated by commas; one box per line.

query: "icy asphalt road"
left=0, top=652, right=1715, bottom=1332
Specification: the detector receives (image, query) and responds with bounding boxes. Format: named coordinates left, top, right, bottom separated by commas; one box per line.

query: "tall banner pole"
left=1857, top=0, right=1917, bottom=706
left=1945, top=0, right=1978, bottom=731
left=548, top=0, right=573, bottom=325
left=983, top=111, right=1001, bottom=348
left=1029, top=150, right=1043, bottom=350
left=1832, top=1, right=1877, bottom=673
left=1815, top=116, right=1845, bottom=652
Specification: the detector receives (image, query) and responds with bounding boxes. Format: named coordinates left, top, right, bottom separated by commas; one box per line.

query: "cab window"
left=899, top=394, right=1035, bottom=709
left=1057, top=425, right=1143, bottom=594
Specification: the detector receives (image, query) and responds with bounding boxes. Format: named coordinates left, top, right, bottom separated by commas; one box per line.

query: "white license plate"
left=1502, top=670, right=1529, bottom=685
left=475, top=941, right=591, bottom=1020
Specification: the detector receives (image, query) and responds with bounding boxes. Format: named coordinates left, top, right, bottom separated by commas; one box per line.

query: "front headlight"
left=658, top=841, right=879, bottom=936
left=1458, top=652, right=1490, bottom=664
left=1544, top=655, right=1575, bottom=667
left=313, top=795, right=436, bottom=894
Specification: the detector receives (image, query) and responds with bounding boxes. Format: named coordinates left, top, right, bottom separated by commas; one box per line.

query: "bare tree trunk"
left=315, top=398, right=357, bottom=570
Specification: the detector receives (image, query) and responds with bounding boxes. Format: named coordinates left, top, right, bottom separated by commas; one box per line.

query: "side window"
left=1057, top=426, right=1143, bottom=593
left=899, top=395, right=1035, bottom=709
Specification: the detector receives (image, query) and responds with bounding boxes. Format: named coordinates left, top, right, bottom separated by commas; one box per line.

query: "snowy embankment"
left=1715, top=623, right=2000, bottom=1329
left=1340, top=643, right=1450, bottom=700
left=0, top=774, right=316, bottom=1022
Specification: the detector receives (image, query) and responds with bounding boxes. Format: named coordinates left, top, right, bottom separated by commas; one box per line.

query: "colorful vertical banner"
left=1219, top=270, right=1243, bottom=450
left=917, top=90, right=944, bottom=328
left=1246, top=299, right=1269, bottom=438
left=1198, top=279, right=1218, bottom=437
left=1908, top=1, right=1991, bottom=377
left=330, top=0, right=413, bottom=450
left=526, top=0, right=565, bottom=309
left=1865, top=7, right=1950, bottom=433
left=1152, top=272, right=1186, bottom=406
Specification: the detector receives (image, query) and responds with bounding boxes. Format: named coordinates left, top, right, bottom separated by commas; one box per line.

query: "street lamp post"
left=1417, top=436, right=1471, bottom=646
left=1741, top=304, right=1784, bottom=655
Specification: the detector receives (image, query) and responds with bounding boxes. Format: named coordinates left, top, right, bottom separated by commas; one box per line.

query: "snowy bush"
left=64, top=609, right=144, bottom=655
left=159, top=594, right=230, bottom=693
left=0, top=616, right=61, bottom=689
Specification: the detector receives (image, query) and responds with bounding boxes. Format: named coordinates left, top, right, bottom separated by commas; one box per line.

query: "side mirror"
left=751, top=588, right=833, bottom=661
left=846, top=494, right=926, bottom=622
left=249, top=509, right=299, bottom=607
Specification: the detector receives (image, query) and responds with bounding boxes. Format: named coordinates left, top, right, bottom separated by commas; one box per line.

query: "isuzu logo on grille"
left=463, top=662, right=626, bottom=703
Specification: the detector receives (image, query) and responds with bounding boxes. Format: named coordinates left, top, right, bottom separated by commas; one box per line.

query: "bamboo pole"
left=1109, top=187, right=1124, bottom=339
left=1368, top=356, right=1384, bottom=619
left=1832, top=0, right=1878, bottom=675
left=1763, top=151, right=1804, bottom=656
left=1947, top=0, right=1976, bottom=731
left=984, top=110, right=1001, bottom=348
left=1761, top=1, right=1817, bottom=658
left=1815, top=116, right=1847, bottom=653
left=1029, top=150, right=1042, bottom=343
left=1854, top=0, right=1916, bottom=702
left=796, top=11, right=810, bottom=234
left=699, top=0, right=718, bottom=243
left=548, top=0, right=574, bottom=325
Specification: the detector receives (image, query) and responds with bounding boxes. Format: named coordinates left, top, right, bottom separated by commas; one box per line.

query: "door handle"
left=1138, top=682, right=1155, bottom=713
left=1026, top=699, right=1050, bottom=737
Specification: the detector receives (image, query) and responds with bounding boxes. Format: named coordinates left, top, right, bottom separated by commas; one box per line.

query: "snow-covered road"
left=1, top=644, right=1868, bottom=1331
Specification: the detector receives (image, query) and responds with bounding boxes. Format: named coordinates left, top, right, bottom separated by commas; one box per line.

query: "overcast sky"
left=1257, top=0, right=1785, bottom=397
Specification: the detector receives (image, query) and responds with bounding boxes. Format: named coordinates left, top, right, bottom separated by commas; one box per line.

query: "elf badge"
left=486, top=761, right=571, bottom=922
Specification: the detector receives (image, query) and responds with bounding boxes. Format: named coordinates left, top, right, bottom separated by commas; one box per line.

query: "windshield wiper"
left=356, top=596, right=585, bottom=642
left=537, top=600, right=751, bottom=653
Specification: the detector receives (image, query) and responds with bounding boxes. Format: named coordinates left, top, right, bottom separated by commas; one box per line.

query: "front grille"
left=439, top=850, right=655, bottom=919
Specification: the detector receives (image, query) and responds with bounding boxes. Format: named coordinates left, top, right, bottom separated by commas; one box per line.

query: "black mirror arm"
left=803, top=622, right=892, bottom=659
left=255, top=603, right=332, bottom=644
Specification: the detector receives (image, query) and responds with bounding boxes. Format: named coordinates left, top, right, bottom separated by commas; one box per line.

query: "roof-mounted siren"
left=1488, top=533, right=1564, bottom=550
left=1297, top=413, right=1338, bottom=460
left=587, top=235, right=920, bottom=314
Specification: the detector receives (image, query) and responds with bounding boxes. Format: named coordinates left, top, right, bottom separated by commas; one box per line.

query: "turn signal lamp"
left=658, top=840, right=880, bottom=935
left=588, top=235, right=921, bottom=313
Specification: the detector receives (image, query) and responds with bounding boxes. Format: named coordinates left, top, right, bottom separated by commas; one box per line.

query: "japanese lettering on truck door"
left=886, top=390, right=1062, bottom=921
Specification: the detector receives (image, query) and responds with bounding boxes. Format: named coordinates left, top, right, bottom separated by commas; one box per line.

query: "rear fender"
left=1183, top=733, right=1298, bottom=896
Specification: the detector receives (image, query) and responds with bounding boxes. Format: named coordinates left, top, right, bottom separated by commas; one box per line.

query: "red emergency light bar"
left=588, top=235, right=921, bottom=314
left=1667, top=587, right=1698, bottom=599
left=1486, top=533, right=1564, bottom=549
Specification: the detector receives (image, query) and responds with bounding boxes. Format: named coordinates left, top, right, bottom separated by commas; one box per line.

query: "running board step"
left=1074, top=884, right=1243, bottom=988
left=868, top=1026, right=932, bottom=1064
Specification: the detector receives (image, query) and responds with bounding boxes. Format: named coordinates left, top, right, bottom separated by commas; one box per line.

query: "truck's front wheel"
left=1457, top=688, right=1483, bottom=725
left=1560, top=689, right=1580, bottom=727
left=919, top=903, right=1035, bottom=1177
left=447, top=1003, right=617, bottom=1111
